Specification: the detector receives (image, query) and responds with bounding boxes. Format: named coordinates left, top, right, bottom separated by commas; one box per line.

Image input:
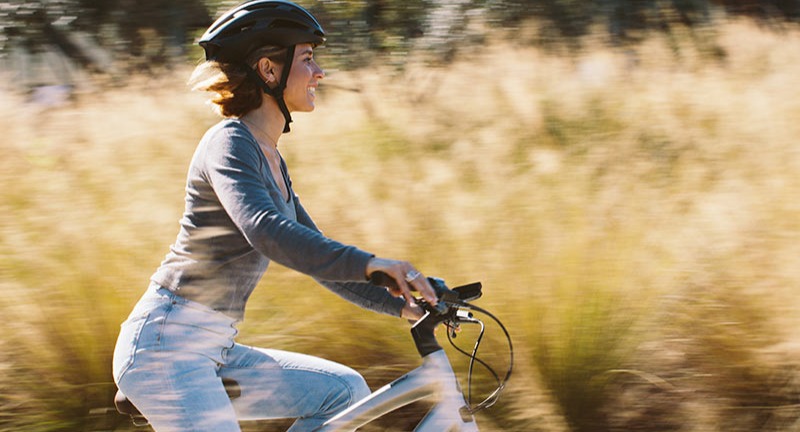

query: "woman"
left=112, top=1, right=436, bottom=431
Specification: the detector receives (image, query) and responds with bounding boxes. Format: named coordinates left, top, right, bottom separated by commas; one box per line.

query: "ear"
left=256, top=57, right=278, bottom=84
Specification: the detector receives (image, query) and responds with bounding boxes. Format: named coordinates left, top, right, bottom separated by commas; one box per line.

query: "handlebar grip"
left=368, top=271, right=399, bottom=290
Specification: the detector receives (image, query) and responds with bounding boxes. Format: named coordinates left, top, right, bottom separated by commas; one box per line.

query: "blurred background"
left=2, top=0, right=800, bottom=431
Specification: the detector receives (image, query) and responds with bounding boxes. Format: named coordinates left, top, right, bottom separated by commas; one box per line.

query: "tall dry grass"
left=1, top=19, right=799, bottom=431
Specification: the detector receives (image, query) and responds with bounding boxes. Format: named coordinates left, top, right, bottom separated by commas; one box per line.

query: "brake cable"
left=445, top=301, right=514, bottom=414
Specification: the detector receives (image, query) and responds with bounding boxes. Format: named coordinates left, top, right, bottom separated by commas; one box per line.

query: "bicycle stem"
left=411, top=310, right=445, bottom=357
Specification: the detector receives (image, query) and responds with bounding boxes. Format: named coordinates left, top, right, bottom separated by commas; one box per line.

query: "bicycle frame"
left=316, top=349, right=478, bottom=432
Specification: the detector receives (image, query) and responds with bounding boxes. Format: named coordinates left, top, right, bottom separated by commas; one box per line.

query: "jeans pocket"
left=159, top=304, right=236, bottom=364
left=112, top=312, right=150, bottom=384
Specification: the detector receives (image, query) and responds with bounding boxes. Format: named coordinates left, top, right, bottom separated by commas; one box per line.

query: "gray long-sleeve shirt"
left=151, top=119, right=404, bottom=320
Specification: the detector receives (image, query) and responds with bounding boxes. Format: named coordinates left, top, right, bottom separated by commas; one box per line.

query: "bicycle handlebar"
left=369, top=272, right=483, bottom=313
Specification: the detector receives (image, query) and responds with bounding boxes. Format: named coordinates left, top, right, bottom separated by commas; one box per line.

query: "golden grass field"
left=1, top=19, right=799, bottom=431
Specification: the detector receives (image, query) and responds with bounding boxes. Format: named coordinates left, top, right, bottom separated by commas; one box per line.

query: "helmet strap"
left=245, top=45, right=296, bottom=133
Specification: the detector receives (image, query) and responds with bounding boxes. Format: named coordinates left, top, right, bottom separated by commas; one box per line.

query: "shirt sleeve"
left=293, top=190, right=405, bottom=317
left=201, top=125, right=374, bottom=283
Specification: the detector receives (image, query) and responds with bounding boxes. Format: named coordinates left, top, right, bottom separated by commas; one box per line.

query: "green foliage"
left=4, top=0, right=800, bottom=72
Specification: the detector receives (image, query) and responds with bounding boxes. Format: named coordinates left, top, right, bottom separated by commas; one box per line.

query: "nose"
left=313, top=61, right=324, bottom=80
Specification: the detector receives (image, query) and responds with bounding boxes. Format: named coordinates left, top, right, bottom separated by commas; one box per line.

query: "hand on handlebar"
left=366, top=257, right=438, bottom=308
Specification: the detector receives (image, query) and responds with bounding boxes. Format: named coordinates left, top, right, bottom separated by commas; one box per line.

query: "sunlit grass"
left=1, top=19, right=799, bottom=431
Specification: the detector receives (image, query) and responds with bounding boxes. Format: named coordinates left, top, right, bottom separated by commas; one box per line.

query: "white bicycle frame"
left=316, top=348, right=478, bottom=431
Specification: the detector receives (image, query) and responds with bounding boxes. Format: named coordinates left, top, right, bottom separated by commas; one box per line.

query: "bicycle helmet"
left=198, top=0, right=326, bottom=132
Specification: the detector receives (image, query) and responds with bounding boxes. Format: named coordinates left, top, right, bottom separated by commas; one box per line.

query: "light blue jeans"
left=113, top=283, right=370, bottom=432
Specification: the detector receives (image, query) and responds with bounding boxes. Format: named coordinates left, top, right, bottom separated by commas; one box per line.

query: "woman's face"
left=283, top=43, right=324, bottom=113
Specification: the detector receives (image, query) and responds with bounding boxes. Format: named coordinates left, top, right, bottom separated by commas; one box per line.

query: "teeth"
left=308, top=87, right=316, bottom=93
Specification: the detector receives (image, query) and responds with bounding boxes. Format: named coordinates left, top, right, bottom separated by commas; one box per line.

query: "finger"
left=411, top=276, right=437, bottom=305
left=390, top=266, right=416, bottom=301
left=398, top=279, right=416, bottom=304
left=401, top=268, right=422, bottom=290
left=400, top=267, right=437, bottom=305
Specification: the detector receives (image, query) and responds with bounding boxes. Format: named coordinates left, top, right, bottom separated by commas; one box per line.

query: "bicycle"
left=115, top=276, right=513, bottom=431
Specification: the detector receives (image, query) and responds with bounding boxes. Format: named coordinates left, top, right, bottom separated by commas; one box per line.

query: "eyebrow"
left=298, top=48, right=314, bottom=56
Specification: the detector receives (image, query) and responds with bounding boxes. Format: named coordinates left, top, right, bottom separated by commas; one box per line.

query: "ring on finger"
left=404, top=270, right=422, bottom=283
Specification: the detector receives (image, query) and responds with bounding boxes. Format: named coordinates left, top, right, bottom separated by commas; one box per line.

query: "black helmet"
left=199, top=0, right=325, bottom=63
left=198, top=0, right=326, bottom=132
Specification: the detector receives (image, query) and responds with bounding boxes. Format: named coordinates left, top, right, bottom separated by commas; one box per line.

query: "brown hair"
left=188, top=46, right=288, bottom=118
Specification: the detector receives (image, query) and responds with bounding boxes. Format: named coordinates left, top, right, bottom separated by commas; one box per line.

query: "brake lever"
left=415, top=297, right=449, bottom=316
left=426, top=277, right=461, bottom=315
